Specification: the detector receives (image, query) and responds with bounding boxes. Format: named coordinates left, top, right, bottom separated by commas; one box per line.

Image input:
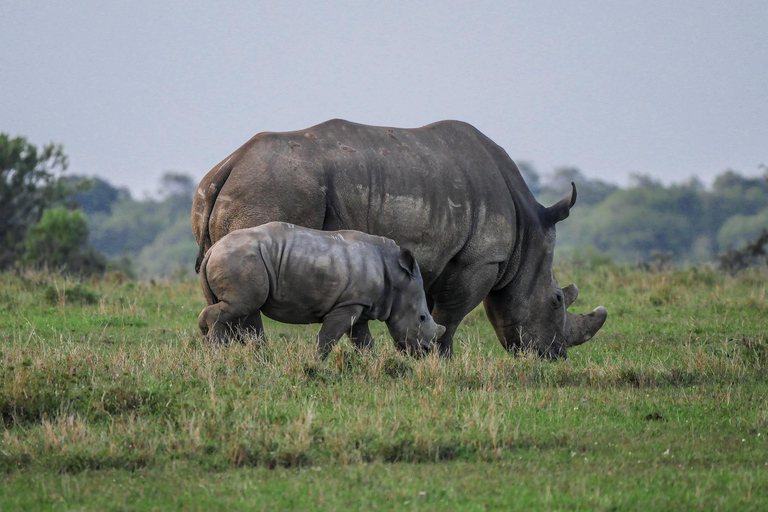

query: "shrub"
left=23, top=207, right=106, bottom=275
left=43, top=282, right=100, bottom=306
left=717, top=228, right=768, bottom=274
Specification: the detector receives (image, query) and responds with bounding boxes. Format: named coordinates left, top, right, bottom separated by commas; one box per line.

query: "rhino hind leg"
left=317, top=305, right=365, bottom=360
left=348, top=321, right=374, bottom=352
left=198, top=302, right=257, bottom=345
left=234, top=311, right=265, bottom=345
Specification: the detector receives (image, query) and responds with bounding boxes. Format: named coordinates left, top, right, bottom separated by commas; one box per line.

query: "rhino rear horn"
left=542, top=182, right=577, bottom=226
left=562, top=284, right=579, bottom=309
left=398, top=247, right=418, bottom=279
left=565, top=306, right=607, bottom=347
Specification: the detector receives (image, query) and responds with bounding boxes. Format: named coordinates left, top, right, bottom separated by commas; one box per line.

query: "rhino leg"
left=348, top=320, right=374, bottom=352
left=430, top=263, right=500, bottom=358
left=198, top=301, right=251, bottom=345
left=317, top=305, right=365, bottom=360
left=427, top=314, right=458, bottom=358
left=234, top=312, right=265, bottom=345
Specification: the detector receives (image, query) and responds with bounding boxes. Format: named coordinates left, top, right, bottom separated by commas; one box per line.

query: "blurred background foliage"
left=72, top=172, right=197, bottom=278
left=2, top=133, right=767, bottom=278
left=528, top=163, right=768, bottom=265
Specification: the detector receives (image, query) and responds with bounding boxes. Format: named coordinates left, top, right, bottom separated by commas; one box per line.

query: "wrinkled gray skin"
left=197, top=222, right=446, bottom=359
left=192, top=119, right=607, bottom=359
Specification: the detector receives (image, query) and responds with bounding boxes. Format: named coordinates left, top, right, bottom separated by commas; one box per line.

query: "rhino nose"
left=546, top=345, right=567, bottom=361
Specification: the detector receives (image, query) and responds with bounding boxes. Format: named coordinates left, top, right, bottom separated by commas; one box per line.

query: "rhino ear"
left=562, top=284, right=579, bottom=309
left=398, top=247, right=418, bottom=279
left=542, top=182, right=577, bottom=226
left=565, top=306, right=607, bottom=347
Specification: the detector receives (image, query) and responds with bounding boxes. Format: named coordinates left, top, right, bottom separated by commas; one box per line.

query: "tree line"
left=0, top=134, right=196, bottom=277
left=2, top=133, right=766, bottom=277
left=523, top=164, right=768, bottom=265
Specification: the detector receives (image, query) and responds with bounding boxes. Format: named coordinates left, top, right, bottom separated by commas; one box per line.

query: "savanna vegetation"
left=1, top=263, right=767, bottom=509
left=3, top=133, right=767, bottom=509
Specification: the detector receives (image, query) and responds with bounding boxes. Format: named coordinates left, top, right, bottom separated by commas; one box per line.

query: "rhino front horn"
left=565, top=306, right=607, bottom=347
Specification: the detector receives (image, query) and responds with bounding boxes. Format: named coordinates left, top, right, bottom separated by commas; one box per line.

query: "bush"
left=0, top=134, right=73, bottom=269
left=43, top=282, right=100, bottom=306
left=23, top=207, right=105, bottom=275
left=717, top=229, right=768, bottom=274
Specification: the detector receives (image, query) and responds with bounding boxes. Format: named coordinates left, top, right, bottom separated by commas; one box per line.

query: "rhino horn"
left=565, top=306, right=607, bottom=347
left=562, top=284, right=579, bottom=309
left=542, top=182, right=577, bottom=226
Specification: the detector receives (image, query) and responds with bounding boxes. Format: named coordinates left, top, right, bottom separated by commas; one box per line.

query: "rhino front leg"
left=348, top=321, right=374, bottom=352
left=428, top=311, right=461, bottom=359
left=317, top=305, right=365, bottom=360
left=430, top=263, right=500, bottom=358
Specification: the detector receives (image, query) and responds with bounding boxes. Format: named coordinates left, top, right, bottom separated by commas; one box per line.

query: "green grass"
left=1, top=265, right=767, bottom=510
left=2, top=462, right=765, bottom=511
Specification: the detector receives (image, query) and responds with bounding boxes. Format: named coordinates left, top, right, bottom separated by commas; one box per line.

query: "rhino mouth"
left=394, top=340, right=432, bottom=359
left=392, top=323, right=443, bottom=358
left=503, top=326, right=567, bottom=360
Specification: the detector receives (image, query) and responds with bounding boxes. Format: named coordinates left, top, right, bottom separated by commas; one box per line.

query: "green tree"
left=21, top=207, right=105, bottom=275
left=87, top=198, right=172, bottom=257
left=539, top=167, right=618, bottom=206
left=85, top=172, right=197, bottom=276
left=136, top=216, right=199, bottom=278
left=65, top=175, right=130, bottom=214
left=0, top=134, right=74, bottom=268
left=23, top=207, right=88, bottom=267
left=704, top=170, right=768, bottom=243
left=717, top=208, right=768, bottom=250
left=556, top=178, right=703, bottom=262
left=517, top=161, right=542, bottom=196
left=158, top=171, right=195, bottom=200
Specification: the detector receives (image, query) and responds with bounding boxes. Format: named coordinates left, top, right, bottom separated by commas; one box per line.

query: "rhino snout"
left=417, top=323, right=445, bottom=353
left=543, top=343, right=567, bottom=361
left=421, top=317, right=445, bottom=339
left=386, top=302, right=444, bottom=356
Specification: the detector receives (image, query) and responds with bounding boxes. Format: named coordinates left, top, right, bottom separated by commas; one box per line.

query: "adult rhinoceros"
left=191, top=119, right=607, bottom=359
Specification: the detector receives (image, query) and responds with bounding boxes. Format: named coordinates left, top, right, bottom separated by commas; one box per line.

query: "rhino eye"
left=419, top=314, right=427, bottom=322
left=552, top=293, right=563, bottom=309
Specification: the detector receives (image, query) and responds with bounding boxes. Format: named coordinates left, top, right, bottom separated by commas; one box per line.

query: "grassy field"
left=1, top=264, right=767, bottom=510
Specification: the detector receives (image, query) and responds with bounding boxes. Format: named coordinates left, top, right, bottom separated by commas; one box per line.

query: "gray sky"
left=2, top=1, right=767, bottom=196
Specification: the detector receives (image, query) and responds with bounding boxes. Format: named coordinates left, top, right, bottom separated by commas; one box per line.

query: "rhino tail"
left=198, top=248, right=219, bottom=305
left=195, top=161, right=235, bottom=273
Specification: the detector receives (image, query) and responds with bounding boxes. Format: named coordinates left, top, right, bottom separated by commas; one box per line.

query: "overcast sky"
left=2, top=1, right=767, bottom=196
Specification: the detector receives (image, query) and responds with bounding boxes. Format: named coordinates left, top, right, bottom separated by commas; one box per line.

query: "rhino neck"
left=492, top=191, right=553, bottom=295
left=367, top=249, right=398, bottom=323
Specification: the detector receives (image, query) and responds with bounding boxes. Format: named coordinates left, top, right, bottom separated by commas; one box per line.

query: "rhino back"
left=250, top=223, right=393, bottom=324
left=206, top=119, right=542, bottom=291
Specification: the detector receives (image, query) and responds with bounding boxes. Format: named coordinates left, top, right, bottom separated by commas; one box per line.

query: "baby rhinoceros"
left=197, top=221, right=446, bottom=359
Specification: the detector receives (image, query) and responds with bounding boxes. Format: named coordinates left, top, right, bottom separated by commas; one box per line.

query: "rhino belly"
left=258, top=301, right=323, bottom=325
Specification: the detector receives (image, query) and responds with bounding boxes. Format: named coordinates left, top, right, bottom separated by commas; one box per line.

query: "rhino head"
left=492, top=273, right=608, bottom=360
left=484, top=183, right=607, bottom=360
left=386, top=247, right=446, bottom=356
